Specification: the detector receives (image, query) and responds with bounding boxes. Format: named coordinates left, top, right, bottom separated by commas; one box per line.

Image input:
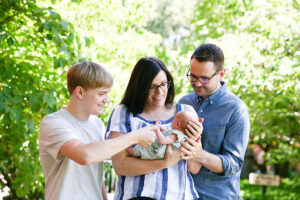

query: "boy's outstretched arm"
left=59, top=126, right=157, bottom=165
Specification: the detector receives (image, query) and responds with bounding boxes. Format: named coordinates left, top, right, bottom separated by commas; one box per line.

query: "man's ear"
left=74, top=86, right=85, bottom=99
left=219, top=68, right=226, bottom=80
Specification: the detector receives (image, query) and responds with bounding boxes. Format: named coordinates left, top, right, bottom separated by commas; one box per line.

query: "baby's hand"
left=155, top=120, right=166, bottom=131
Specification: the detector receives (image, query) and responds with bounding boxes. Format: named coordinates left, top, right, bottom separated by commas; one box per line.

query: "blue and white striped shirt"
left=106, top=103, right=199, bottom=200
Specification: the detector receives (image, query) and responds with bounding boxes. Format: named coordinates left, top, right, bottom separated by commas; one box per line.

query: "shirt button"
left=200, top=110, right=203, bottom=112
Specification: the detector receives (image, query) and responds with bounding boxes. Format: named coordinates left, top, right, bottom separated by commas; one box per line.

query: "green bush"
left=241, top=174, right=300, bottom=200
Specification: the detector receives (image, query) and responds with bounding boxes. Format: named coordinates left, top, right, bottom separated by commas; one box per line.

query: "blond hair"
left=67, top=61, right=113, bottom=95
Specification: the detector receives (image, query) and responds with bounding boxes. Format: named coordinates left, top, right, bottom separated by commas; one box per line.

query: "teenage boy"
left=39, top=61, right=156, bottom=200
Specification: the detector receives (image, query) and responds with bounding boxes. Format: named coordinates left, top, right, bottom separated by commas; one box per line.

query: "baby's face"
left=171, top=120, right=177, bottom=129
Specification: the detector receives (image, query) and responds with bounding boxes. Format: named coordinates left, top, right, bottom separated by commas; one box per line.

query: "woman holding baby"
left=106, top=57, right=203, bottom=200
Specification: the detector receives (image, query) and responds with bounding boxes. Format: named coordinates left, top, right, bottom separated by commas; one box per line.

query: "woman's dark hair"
left=191, top=43, right=224, bottom=70
left=121, top=57, right=175, bottom=115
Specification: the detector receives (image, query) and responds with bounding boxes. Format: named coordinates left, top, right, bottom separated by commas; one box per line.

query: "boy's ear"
left=74, top=86, right=85, bottom=99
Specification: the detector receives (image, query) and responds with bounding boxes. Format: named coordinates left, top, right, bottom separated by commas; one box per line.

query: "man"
left=39, top=61, right=156, bottom=200
left=179, top=43, right=250, bottom=199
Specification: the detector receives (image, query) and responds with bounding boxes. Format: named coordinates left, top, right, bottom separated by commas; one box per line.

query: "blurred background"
left=0, top=0, right=299, bottom=199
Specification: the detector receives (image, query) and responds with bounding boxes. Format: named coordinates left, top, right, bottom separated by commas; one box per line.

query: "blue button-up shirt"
left=179, top=82, right=250, bottom=200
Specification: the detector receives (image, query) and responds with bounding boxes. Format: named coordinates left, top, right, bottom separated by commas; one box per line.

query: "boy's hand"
left=134, top=126, right=157, bottom=147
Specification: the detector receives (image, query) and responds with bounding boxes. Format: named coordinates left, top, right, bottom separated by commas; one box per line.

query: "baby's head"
left=171, top=110, right=198, bottom=133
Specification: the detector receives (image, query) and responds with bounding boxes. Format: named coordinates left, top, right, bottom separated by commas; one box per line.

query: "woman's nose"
left=156, top=87, right=164, bottom=94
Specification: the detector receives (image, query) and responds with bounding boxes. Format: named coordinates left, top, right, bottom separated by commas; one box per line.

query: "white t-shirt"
left=39, top=107, right=105, bottom=200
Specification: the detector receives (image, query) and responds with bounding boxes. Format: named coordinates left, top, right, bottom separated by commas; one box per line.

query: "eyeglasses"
left=186, top=69, right=220, bottom=84
left=149, top=81, right=171, bottom=91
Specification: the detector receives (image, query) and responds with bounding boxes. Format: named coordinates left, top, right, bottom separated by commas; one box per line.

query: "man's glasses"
left=149, top=81, right=171, bottom=91
left=186, top=69, right=220, bottom=84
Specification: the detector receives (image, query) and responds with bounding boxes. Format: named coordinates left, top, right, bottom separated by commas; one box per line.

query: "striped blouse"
left=106, top=104, right=199, bottom=200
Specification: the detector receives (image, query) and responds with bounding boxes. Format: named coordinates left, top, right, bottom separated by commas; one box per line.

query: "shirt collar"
left=197, top=81, right=227, bottom=105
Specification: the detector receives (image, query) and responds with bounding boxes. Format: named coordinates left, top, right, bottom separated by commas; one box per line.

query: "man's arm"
left=184, top=118, right=204, bottom=174
left=181, top=108, right=250, bottom=175
left=110, top=131, right=181, bottom=176
left=59, top=126, right=157, bottom=165
left=217, top=108, right=250, bottom=176
left=181, top=137, right=223, bottom=173
left=187, top=160, right=202, bottom=174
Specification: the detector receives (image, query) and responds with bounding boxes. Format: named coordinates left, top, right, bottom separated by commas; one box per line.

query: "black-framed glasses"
left=186, top=69, right=220, bottom=84
left=149, top=81, right=171, bottom=91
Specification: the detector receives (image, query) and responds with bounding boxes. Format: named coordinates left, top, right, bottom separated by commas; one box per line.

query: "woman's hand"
left=185, top=118, right=204, bottom=141
left=164, top=144, right=181, bottom=166
left=133, top=126, right=157, bottom=147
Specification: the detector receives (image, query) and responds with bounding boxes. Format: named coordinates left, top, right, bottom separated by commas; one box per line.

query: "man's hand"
left=181, top=136, right=224, bottom=173
left=180, top=137, right=204, bottom=160
left=185, top=118, right=204, bottom=141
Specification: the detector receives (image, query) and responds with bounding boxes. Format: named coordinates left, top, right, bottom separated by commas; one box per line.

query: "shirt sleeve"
left=217, top=105, right=250, bottom=176
left=39, top=115, right=78, bottom=161
left=105, top=104, right=131, bottom=139
left=96, top=117, right=105, bottom=141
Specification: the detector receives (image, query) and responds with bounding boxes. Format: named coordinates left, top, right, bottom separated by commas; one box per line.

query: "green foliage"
left=1, top=0, right=299, bottom=198
left=0, top=0, right=79, bottom=198
left=104, top=160, right=116, bottom=193
left=1, top=0, right=162, bottom=198
left=241, top=175, right=300, bottom=199
left=41, top=0, right=162, bottom=120
left=186, top=0, right=300, bottom=165
left=147, top=2, right=299, bottom=197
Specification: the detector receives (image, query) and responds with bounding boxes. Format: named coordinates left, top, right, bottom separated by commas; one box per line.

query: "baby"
left=129, top=110, right=199, bottom=160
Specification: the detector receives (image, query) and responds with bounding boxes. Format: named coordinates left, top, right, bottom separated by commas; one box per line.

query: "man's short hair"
left=191, top=43, right=224, bottom=70
left=67, top=61, right=113, bottom=95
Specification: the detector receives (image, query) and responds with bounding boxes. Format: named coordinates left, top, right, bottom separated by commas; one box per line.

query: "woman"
left=106, top=57, right=202, bottom=200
